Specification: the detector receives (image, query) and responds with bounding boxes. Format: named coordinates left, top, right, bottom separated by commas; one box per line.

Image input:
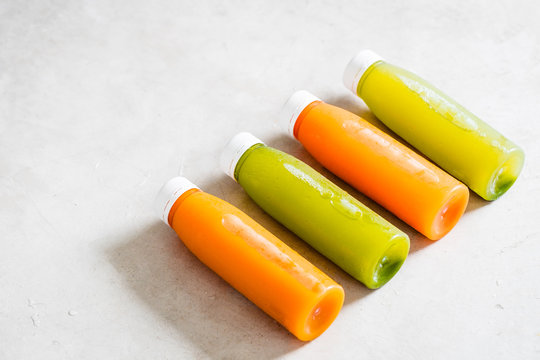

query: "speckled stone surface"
left=1, top=0, right=539, bottom=358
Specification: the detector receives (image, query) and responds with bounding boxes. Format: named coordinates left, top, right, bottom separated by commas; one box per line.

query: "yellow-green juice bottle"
left=343, top=50, right=524, bottom=201
left=220, top=132, right=409, bottom=289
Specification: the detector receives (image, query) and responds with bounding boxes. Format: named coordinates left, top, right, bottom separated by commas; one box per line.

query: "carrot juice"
left=280, top=90, right=469, bottom=240
left=154, top=177, right=344, bottom=341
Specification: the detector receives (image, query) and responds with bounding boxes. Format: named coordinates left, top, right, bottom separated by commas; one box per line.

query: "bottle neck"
left=167, top=188, right=201, bottom=226
left=356, top=60, right=384, bottom=95
left=234, top=143, right=265, bottom=182
left=293, top=100, right=322, bottom=139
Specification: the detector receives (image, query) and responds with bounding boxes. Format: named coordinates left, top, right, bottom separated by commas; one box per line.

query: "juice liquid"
left=281, top=90, right=469, bottom=240
left=155, top=177, right=344, bottom=341
left=343, top=50, right=525, bottom=200
left=221, top=133, right=410, bottom=289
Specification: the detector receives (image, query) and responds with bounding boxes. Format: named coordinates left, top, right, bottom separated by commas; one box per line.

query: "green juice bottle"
left=343, top=50, right=525, bottom=201
left=220, top=132, right=409, bottom=289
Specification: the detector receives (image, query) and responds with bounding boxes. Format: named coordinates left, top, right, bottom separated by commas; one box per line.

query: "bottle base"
left=295, top=286, right=344, bottom=341
left=428, top=185, right=469, bottom=240
left=367, top=235, right=410, bottom=289
left=484, top=149, right=525, bottom=201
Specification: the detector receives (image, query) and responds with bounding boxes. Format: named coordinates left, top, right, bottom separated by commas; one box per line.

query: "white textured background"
left=1, top=0, right=539, bottom=359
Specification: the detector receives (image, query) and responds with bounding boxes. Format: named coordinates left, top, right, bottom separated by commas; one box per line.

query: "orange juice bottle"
left=280, top=90, right=469, bottom=240
left=154, top=176, right=344, bottom=341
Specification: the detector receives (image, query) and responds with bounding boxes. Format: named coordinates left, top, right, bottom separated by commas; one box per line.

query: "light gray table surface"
left=1, top=0, right=539, bottom=358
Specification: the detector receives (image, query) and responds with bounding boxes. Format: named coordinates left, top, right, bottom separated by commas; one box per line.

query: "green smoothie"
left=222, top=133, right=409, bottom=289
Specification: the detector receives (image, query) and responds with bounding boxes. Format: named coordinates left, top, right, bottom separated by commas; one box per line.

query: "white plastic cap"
left=220, top=132, right=264, bottom=181
left=343, top=50, right=384, bottom=93
left=279, top=90, right=321, bottom=138
left=154, top=176, right=199, bottom=225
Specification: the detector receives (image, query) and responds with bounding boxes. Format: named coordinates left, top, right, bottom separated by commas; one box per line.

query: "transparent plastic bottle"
left=220, top=133, right=410, bottom=289
left=343, top=50, right=525, bottom=200
left=280, top=90, right=469, bottom=240
left=154, top=177, right=344, bottom=341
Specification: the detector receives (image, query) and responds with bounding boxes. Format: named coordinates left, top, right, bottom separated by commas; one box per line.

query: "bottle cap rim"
left=154, top=176, right=199, bottom=225
left=279, top=90, right=321, bottom=138
left=220, top=132, right=264, bottom=181
left=343, top=50, right=384, bottom=93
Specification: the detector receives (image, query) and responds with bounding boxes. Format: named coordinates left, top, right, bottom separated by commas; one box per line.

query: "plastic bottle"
left=154, top=177, right=344, bottom=341
left=343, top=50, right=525, bottom=201
left=280, top=90, right=469, bottom=240
left=220, top=133, right=410, bottom=289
